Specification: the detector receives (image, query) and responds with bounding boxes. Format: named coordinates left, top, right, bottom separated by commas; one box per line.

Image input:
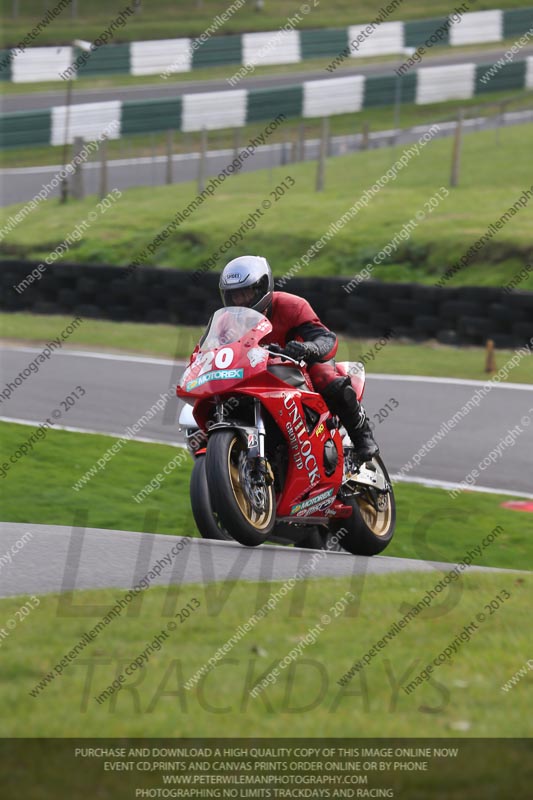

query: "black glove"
left=284, top=340, right=321, bottom=363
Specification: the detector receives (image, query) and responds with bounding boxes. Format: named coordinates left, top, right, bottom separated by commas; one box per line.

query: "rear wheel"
left=333, top=454, right=395, bottom=555
left=206, top=430, right=276, bottom=547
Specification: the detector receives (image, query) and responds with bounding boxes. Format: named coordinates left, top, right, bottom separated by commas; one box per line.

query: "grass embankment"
left=2, top=313, right=533, bottom=382
left=1, top=0, right=528, bottom=44
left=1, top=420, right=531, bottom=570
left=0, top=571, right=530, bottom=738
left=2, top=124, right=532, bottom=286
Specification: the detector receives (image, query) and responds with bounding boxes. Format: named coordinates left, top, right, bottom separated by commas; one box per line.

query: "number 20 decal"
left=215, top=348, right=234, bottom=369
left=197, top=347, right=234, bottom=374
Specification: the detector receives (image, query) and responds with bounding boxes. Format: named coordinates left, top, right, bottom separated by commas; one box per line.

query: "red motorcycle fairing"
left=177, top=307, right=354, bottom=522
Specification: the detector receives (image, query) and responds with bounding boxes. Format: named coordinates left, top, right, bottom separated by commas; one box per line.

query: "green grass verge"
left=0, top=571, right=530, bottom=738
left=1, top=421, right=532, bottom=570
left=2, top=312, right=533, bottom=383
left=2, top=123, right=532, bottom=287
left=1, top=0, right=528, bottom=44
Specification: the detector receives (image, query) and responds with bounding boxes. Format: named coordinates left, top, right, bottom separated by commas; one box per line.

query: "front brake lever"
left=265, top=346, right=302, bottom=366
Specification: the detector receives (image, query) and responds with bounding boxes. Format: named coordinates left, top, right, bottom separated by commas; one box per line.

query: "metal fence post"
left=450, top=108, right=464, bottom=188
left=166, top=130, right=174, bottom=185
left=315, top=117, right=329, bottom=192
left=233, top=127, right=241, bottom=173
left=99, top=136, right=108, bottom=199
left=361, top=121, right=370, bottom=150
left=198, top=127, right=208, bottom=193
left=71, top=136, right=85, bottom=199
left=298, top=122, right=305, bottom=161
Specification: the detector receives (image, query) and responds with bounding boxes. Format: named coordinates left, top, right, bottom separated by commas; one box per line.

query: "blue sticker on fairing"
left=186, top=369, right=244, bottom=392
left=290, top=487, right=334, bottom=515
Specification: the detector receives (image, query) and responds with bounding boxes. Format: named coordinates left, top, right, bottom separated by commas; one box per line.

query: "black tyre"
left=293, top=527, right=325, bottom=550
left=205, top=430, right=276, bottom=547
left=190, top=455, right=233, bottom=541
left=334, top=454, right=396, bottom=556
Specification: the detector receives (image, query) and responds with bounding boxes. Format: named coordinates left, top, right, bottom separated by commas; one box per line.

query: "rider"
left=219, top=255, right=378, bottom=463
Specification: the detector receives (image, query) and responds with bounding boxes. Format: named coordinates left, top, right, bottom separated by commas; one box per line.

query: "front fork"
left=212, top=398, right=272, bottom=485
left=253, top=399, right=273, bottom=485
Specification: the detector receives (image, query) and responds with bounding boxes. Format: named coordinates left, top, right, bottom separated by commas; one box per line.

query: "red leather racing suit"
left=260, top=291, right=339, bottom=391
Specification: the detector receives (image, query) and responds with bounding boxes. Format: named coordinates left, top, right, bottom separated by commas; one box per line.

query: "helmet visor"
left=222, top=286, right=257, bottom=307
left=221, top=275, right=269, bottom=309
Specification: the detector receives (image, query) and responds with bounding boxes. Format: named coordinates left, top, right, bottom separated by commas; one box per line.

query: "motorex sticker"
left=186, top=369, right=244, bottom=392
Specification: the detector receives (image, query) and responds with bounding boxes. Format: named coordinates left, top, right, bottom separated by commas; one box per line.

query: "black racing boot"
left=322, top=377, right=379, bottom=464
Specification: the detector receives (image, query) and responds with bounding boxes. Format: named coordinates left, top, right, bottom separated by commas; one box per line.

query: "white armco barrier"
left=348, top=21, right=404, bottom=57
left=242, top=30, right=301, bottom=67
left=303, top=75, right=365, bottom=117
left=416, top=63, right=476, bottom=104
left=12, top=46, right=73, bottom=83
left=182, top=89, right=247, bottom=131
left=51, top=101, right=122, bottom=145
left=450, top=10, right=503, bottom=46
left=131, top=39, right=192, bottom=76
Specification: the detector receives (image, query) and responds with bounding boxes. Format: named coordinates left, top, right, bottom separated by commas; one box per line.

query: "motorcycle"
left=178, top=404, right=330, bottom=549
left=177, top=306, right=395, bottom=555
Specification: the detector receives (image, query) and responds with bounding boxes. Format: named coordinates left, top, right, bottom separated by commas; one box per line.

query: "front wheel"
left=190, top=455, right=233, bottom=541
left=333, top=454, right=396, bottom=556
left=205, top=430, right=276, bottom=547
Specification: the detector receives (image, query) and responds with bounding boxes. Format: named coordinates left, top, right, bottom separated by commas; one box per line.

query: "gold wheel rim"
left=227, top=437, right=274, bottom=531
left=355, top=459, right=393, bottom=537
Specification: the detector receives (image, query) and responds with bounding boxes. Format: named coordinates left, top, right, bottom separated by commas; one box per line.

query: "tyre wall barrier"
left=1, top=260, right=532, bottom=348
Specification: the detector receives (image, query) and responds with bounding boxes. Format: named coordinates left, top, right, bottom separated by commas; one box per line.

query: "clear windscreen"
left=200, top=307, right=268, bottom=351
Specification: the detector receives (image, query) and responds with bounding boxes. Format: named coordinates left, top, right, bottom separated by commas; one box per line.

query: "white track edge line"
left=0, top=416, right=188, bottom=448
left=1, top=416, right=530, bottom=499
left=1, top=346, right=531, bottom=389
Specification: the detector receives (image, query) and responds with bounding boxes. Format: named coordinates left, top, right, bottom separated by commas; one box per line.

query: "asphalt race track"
left=1, top=344, right=532, bottom=596
left=0, top=521, right=520, bottom=599
left=2, top=345, right=532, bottom=493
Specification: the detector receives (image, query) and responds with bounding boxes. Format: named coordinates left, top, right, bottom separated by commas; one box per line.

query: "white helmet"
left=219, top=255, right=274, bottom=315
